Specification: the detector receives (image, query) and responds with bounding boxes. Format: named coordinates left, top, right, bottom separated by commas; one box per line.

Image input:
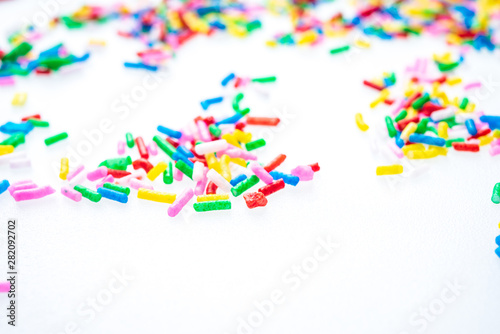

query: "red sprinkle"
left=468, top=128, right=491, bottom=140
left=363, top=80, right=384, bottom=91
left=247, top=117, right=280, bottom=126
left=21, top=114, right=41, bottom=121
left=206, top=181, right=218, bottom=195
left=243, top=192, right=268, bottom=209
left=452, top=142, right=479, bottom=152
left=132, top=158, right=154, bottom=172
left=264, top=154, right=287, bottom=172
left=135, top=136, right=149, bottom=159
left=397, top=116, right=420, bottom=131
left=107, top=169, right=132, bottom=178
left=309, top=162, right=320, bottom=172
left=258, top=179, right=285, bottom=196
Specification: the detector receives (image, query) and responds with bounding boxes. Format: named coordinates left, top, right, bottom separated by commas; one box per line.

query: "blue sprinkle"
left=221, top=73, right=235, bottom=86
left=408, top=134, right=446, bottom=147
left=0, top=122, right=34, bottom=135
left=216, top=113, right=243, bottom=126
left=201, top=96, right=223, bottom=110
left=124, top=62, right=158, bottom=72
left=0, top=180, right=10, bottom=195
left=157, top=125, right=182, bottom=139
left=176, top=145, right=194, bottom=158
left=465, top=119, right=477, bottom=136
left=97, top=187, right=128, bottom=203
left=269, top=171, right=299, bottom=186
left=230, top=174, right=247, bottom=187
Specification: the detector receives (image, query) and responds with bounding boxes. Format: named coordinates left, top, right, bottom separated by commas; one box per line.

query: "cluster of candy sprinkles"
left=1, top=1, right=264, bottom=78
left=266, top=0, right=499, bottom=51
left=0, top=74, right=320, bottom=216
left=354, top=50, right=500, bottom=256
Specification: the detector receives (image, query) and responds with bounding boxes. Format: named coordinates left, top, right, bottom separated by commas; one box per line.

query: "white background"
left=1, top=0, right=500, bottom=333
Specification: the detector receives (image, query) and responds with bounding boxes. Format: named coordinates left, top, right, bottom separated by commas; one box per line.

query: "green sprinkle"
left=329, top=45, right=350, bottom=55
left=61, top=16, right=85, bottom=29
left=445, top=138, right=464, bottom=147
left=99, top=156, right=132, bottom=170
left=1, top=133, right=25, bottom=147
left=175, top=160, right=193, bottom=179
left=2, top=42, right=33, bottom=62
left=459, top=97, right=469, bottom=110
left=245, top=139, right=266, bottom=151
left=163, top=162, right=173, bottom=184
left=153, top=135, right=176, bottom=159
left=415, top=118, right=430, bottom=134
left=385, top=116, right=397, bottom=138
left=27, top=119, right=49, bottom=127
left=251, top=76, right=277, bottom=83
left=126, top=133, right=135, bottom=148
left=436, top=61, right=460, bottom=72
left=492, top=183, right=500, bottom=204
left=412, top=94, right=430, bottom=110
left=38, top=57, right=73, bottom=70
left=246, top=20, right=261, bottom=32
left=232, top=93, right=244, bottom=112
left=44, top=132, right=68, bottom=146
left=394, top=110, right=408, bottom=122
left=194, top=200, right=231, bottom=212
left=231, top=175, right=260, bottom=197
left=103, top=183, right=130, bottom=195
left=209, top=124, right=221, bottom=137
left=74, top=185, right=101, bottom=202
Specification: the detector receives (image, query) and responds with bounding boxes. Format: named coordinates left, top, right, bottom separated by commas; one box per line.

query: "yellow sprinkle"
left=465, top=103, right=476, bottom=113
left=12, top=93, right=28, bottom=106
left=221, top=133, right=241, bottom=148
left=137, top=189, right=176, bottom=204
left=147, top=161, right=168, bottom=181
left=493, top=129, right=500, bottom=138
left=197, top=194, right=230, bottom=202
left=220, top=154, right=232, bottom=181
left=230, top=157, right=247, bottom=167
left=407, top=149, right=438, bottom=159
left=234, top=129, right=252, bottom=143
left=89, top=39, right=106, bottom=46
left=479, top=135, right=494, bottom=146
left=429, top=147, right=448, bottom=156
left=402, top=143, right=425, bottom=155
left=446, top=34, right=463, bottom=45
left=297, top=31, right=317, bottom=45
left=446, top=77, right=462, bottom=86
left=370, top=89, right=390, bottom=108
left=354, top=39, right=370, bottom=49
left=0, top=145, right=15, bottom=156
left=206, top=153, right=221, bottom=173
left=355, top=113, right=369, bottom=131
left=438, top=122, right=449, bottom=139
left=59, top=157, right=69, bottom=180
left=266, top=40, right=278, bottom=47
left=400, top=122, right=418, bottom=142
left=376, top=164, right=403, bottom=176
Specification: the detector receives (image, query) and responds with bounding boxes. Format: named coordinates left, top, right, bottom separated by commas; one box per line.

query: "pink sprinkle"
left=464, top=82, right=481, bottom=90
left=87, top=166, right=108, bottom=181
left=197, top=120, right=212, bottom=142
left=96, top=175, right=114, bottom=189
left=118, top=141, right=126, bottom=155
left=0, top=281, right=10, bottom=293
left=249, top=162, right=274, bottom=184
left=67, top=165, right=85, bottom=182
left=388, top=141, right=404, bottom=159
left=148, top=142, right=158, bottom=156
left=291, top=165, right=314, bottom=181
left=173, top=166, right=183, bottom=181
left=61, top=186, right=82, bottom=202
left=224, top=148, right=257, bottom=160
left=490, top=145, right=500, bottom=156
left=0, top=77, right=15, bottom=86
left=130, top=178, right=153, bottom=190
left=12, top=185, right=55, bottom=202
left=195, top=168, right=208, bottom=196
left=168, top=187, right=194, bottom=217
left=8, top=181, right=36, bottom=195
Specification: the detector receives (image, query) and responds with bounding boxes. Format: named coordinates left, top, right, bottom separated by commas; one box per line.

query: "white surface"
left=1, top=1, right=500, bottom=333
